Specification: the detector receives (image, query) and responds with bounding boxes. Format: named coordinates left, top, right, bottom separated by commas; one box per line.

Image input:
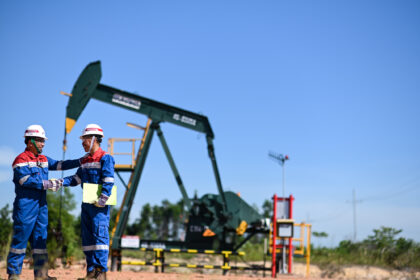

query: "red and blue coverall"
left=62, top=147, right=115, bottom=273
left=7, top=148, right=80, bottom=276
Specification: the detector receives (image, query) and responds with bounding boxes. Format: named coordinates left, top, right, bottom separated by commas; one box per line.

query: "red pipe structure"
left=271, top=194, right=294, bottom=278
left=288, top=194, right=294, bottom=274
left=271, top=194, right=278, bottom=278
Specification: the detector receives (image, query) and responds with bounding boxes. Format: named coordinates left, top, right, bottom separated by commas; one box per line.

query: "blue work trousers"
left=81, top=203, right=110, bottom=273
left=7, top=199, right=48, bottom=277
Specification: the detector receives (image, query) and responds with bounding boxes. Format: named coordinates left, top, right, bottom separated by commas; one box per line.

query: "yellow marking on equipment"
left=153, top=260, right=162, bottom=266
left=121, top=261, right=146, bottom=265
left=154, top=248, right=163, bottom=257
left=236, top=220, right=247, bottom=235
left=204, top=250, right=215, bottom=254
left=202, top=228, right=216, bottom=237
left=294, top=249, right=304, bottom=255
left=238, top=252, right=245, bottom=256
left=140, top=248, right=146, bottom=251
left=187, top=249, right=198, bottom=253
left=169, top=264, right=180, bottom=267
left=65, top=118, right=76, bottom=134
left=221, top=265, right=231, bottom=270
left=60, top=91, right=72, bottom=97
left=222, top=251, right=232, bottom=257
left=204, top=265, right=214, bottom=269
left=187, top=264, right=197, bottom=268
left=170, top=249, right=181, bottom=252
left=115, top=164, right=135, bottom=169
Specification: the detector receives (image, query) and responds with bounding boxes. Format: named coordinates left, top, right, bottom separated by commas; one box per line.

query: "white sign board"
left=278, top=224, right=293, bottom=238
left=276, top=200, right=290, bottom=219
left=121, top=235, right=140, bottom=248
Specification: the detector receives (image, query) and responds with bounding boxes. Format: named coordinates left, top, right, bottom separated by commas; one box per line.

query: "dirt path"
left=0, top=260, right=317, bottom=280
left=1, top=260, right=419, bottom=279
left=0, top=267, right=316, bottom=280
left=0, top=269, right=313, bottom=280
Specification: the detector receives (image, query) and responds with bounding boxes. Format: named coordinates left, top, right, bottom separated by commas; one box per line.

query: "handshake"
left=43, top=179, right=64, bottom=192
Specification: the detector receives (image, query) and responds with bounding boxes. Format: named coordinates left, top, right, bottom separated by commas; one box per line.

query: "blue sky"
left=1, top=1, right=419, bottom=247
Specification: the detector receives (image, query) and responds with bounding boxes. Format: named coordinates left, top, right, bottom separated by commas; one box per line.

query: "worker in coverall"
left=61, top=124, right=115, bottom=280
left=7, top=124, right=81, bottom=280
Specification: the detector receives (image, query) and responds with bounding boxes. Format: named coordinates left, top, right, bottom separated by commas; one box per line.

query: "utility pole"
left=352, top=189, right=357, bottom=242
left=346, top=189, right=362, bottom=243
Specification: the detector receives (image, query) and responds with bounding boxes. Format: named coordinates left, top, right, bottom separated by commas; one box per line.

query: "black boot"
left=77, top=269, right=96, bottom=280
left=93, top=268, right=107, bottom=280
left=34, top=266, right=57, bottom=280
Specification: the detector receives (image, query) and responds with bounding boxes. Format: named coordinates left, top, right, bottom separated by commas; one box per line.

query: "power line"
left=307, top=205, right=350, bottom=223
left=293, top=175, right=420, bottom=241
left=360, top=176, right=420, bottom=202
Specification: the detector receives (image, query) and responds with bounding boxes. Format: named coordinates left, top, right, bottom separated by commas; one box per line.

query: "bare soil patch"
left=1, top=259, right=419, bottom=280
left=0, top=259, right=316, bottom=280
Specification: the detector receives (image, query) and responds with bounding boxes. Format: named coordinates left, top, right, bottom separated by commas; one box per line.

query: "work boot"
left=93, top=268, right=107, bottom=280
left=8, top=274, right=20, bottom=280
left=77, top=269, right=96, bottom=280
left=34, top=265, right=57, bottom=280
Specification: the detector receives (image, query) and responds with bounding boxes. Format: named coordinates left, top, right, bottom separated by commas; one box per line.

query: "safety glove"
left=52, top=178, right=64, bottom=192
left=42, top=179, right=63, bottom=192
left=95, top=194, right=109, bottom=207
left=43, top=180, right=53, bottom=191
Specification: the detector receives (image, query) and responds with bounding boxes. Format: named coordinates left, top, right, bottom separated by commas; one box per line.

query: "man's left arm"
left=96, top=154, right=115, bottom=206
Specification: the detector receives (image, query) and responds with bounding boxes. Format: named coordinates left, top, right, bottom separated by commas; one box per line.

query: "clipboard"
left=82, top=183, right=117, bottom=205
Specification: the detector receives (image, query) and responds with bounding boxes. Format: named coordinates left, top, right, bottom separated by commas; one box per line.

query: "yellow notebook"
left=82, top=183, right=117, bottom=205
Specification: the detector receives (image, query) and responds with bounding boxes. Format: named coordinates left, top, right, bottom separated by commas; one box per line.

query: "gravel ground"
left=0, top=268, right=312, bottom=280
left=0, top=259, right=318, bottom=280
left=3, top=259, right=418, bottom=280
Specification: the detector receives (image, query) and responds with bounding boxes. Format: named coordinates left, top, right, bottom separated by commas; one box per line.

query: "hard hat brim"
left=23, top=135, right=48, bottom=140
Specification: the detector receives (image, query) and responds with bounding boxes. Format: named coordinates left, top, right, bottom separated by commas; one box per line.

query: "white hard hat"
left=80, top=124, right=104, bottom=139
left=24, top=124, right=48, bottom=139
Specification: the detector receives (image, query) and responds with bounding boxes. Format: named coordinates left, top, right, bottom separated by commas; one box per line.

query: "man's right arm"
left=47, top=154, right=88, bottom=171
left=62, top=167, right=83, bottom=187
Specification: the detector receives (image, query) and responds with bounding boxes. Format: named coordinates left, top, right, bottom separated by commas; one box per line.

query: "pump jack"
left=63, top=61, right=269, bottom=271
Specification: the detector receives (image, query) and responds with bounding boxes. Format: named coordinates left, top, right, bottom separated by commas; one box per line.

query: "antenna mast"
left=268, top=152, right=289, bottom=198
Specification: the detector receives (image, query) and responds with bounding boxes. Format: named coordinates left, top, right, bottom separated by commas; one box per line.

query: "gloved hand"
left=43, top=180, right=53, bottom=190
left=42, top=179, right=63, bottom=192
left=52, top=179, right=64, bottom=192
left=95, top=194, right=109, bottom=207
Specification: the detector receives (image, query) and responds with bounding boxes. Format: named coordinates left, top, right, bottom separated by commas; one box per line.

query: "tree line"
left=1, top=193, right=419, bottom=271
left=311, top=227, right=420, bottom=270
